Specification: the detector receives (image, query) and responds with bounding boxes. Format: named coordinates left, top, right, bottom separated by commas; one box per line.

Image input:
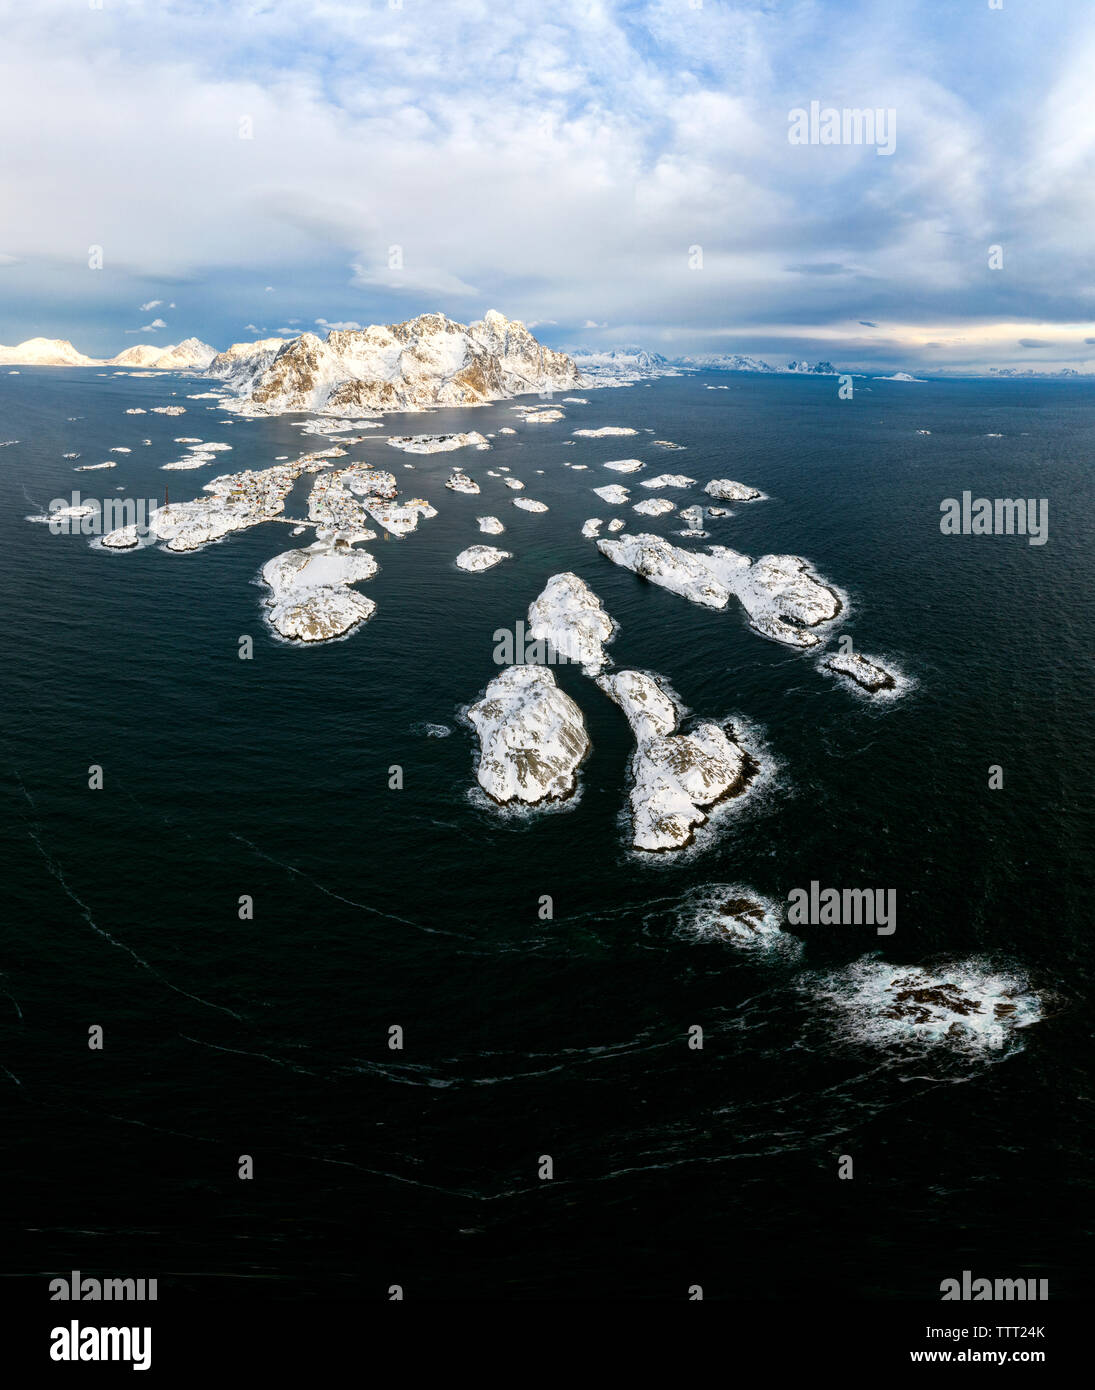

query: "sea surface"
left=1, top=367, right=1091, bottom=1300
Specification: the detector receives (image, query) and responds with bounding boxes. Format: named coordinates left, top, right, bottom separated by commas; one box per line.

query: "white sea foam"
left=804, top=956, right=1043, bottom=1052
left=672, top=884, right=802, bottom=956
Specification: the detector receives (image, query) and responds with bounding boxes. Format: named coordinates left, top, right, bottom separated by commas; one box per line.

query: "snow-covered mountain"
left=0, top=325, right=851, bottom=384
left=110, top=338, right=217, bottom=370
left=986, top=366, right=1083, bottom=378
left=568, top=346, right=669, bottom=371
left=564, top=345, right=680, bottom=387
left=106, top=344, right=165, bottom=368
left=674, top=354, right=839, bottom=375
left=677, top=352, right=776, bottom=373
left=0, top=336, right=217, bottom=368
left=202, top=341, right=284, bottom=386
left=785, top=359, right=838, bottom=375
left=0, top=337, right=100, bottom=366
left=213, top=311, right=581, bottom=415
left=206, top=338, right=288, bottom=390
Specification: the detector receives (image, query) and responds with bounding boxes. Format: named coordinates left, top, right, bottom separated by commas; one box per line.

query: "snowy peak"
left=0, top=336, right=217, bottom=369
left=207, top=338, right=287, bottom=389
left=107, top=339, right=216, bottom=369
left=0, top=337, right=99, bottom=366
left=151, top=338, right=218, bottom=370
left=469, top=310, right=578, bottom=394
left=208, top=337, right=286, bottom=367
left=108, top=344, right=166, bottom=368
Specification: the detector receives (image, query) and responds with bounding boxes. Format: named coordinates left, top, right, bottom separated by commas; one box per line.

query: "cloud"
left=1018, top=338, right=1053, bottom=347
left=138, top=299, right=162, bottom=312
left=859, top=321, right=877, bottom=327
left=350, top=262, right=477, bottom=297
left=786, top=263, right=853, bottom=276
left=316, top=317, right=362, bottom=331
left=1, top=0, right=1094, bottom=368
left=244, top=323, right=262, bottom=333
left=140, top=318, right=167, bottom=331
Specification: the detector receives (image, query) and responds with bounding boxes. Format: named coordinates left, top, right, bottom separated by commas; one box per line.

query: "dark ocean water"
left=1, top=367, right=1091, bottom=1301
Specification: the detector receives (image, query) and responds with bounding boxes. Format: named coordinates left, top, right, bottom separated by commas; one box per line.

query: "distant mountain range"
left=577, top=349, right=1093, bottom=379
left=567, top=347, right=671, bottom=371
left=0, top=336, right=216, bottom=369
left=985, top=366, right=1084, bottom=378
left=0, top=314, right=581, bottom=419
left=569, top=347, right=839, bottom=375
left=671, top=353, right=839, bottom=374
left=6, top=326, right=1089, bottom=388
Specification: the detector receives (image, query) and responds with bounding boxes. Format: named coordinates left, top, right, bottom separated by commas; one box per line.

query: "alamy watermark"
left=788, top=101, right=897, bottom=156
left=786, top=881, right=896, bottom=935
left=939, top=1271, right=1048, bottom=1301
left=940, top=492, right=1048, bottom=546
left=45, top=492, right=161, bottom=537
left=492, top=620, right=580, bottom=666
left=48, top=1272, right=155, bottom=1372
left=49, top=1271, right=157, bottom=1301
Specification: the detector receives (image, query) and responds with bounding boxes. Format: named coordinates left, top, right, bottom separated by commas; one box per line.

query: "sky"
left=1, top=0, right=1093, bottom=372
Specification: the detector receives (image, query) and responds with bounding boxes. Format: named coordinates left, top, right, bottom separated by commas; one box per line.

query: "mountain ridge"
left=0, top=336, right=216, bottom=369
left=213, top=309, right=581, bottom=416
